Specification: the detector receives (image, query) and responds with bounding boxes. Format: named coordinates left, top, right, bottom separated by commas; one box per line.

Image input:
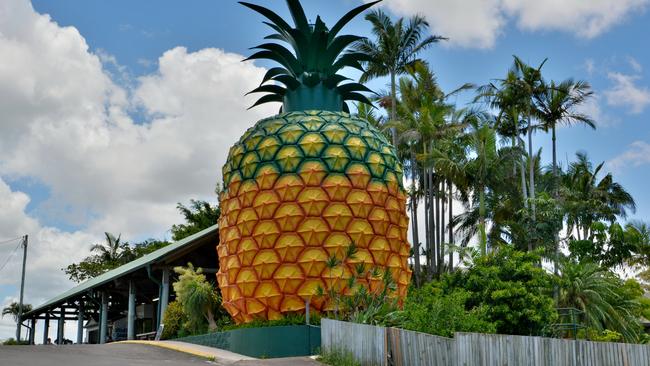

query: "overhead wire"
left=0, top=236, right=22, bottom=246
left=0, top=240, right=23, bottom=273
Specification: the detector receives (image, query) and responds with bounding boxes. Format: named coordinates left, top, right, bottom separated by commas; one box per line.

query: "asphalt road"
left=0, top=344, right=322, bottom=366
left=0, top=343, right=222, bottom=366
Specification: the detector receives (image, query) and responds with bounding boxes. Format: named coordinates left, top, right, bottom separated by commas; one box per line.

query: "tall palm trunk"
left=528, top=123, right=536, bottom=216
left=514, top=114, right=528, bottom=209
left=479, top=187, right=487, bottom=256
left=423, top=167, right=430, bottom=276
left=552, top=123, right=560, bottom=298
left=410, top=147, right=420, bottom=286
left=428, top=168, right=436, bottom=279
left=438, top=179, right=447, bottom=273
left=448, top=181, right=453, bottom=272
left=435, top=181, right=441, bottom=276
left=389, top=71, right=398, bottom=147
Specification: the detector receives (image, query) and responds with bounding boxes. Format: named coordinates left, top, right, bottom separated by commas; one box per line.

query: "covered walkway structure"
left=20, top=225, right=219, bottom=345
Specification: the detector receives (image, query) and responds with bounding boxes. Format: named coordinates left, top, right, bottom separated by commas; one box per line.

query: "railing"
left=321, top=319, right=650, bottom=366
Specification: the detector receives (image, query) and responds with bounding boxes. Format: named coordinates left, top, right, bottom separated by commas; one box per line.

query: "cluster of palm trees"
left=354, top=9, right=641, bottom=286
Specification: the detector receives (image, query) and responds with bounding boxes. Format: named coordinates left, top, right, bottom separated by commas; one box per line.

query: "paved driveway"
left=0, top=344, right=322, bottom=366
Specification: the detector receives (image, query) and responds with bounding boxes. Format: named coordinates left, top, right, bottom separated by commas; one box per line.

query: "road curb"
left=113, top=340, right=219, bottom=361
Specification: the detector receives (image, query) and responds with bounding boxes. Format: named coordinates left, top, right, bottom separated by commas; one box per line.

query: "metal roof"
left=24, top=224, right=219, bottom=317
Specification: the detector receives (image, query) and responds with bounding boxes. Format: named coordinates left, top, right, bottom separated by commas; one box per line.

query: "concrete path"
left=117, top=340, right=257, bottom=362
left=0, top=343, right=323, bottom=366
left=117, top=340, right=323, bottom=365
left=0, top=343, right=214, bottom=366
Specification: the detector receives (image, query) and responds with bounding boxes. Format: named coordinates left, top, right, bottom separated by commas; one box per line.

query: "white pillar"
left=29, top=318, right=36, bottom=345
left=127, top=280, right=136, bottom=340
left=42, top=313, right=49, bottom=345
left=160, top=269, right=170, bottom=325
left=99, top=292, right=108, bottom=344
left=76, top=301, right=84, bottom=344
left=57, top=306, right=65, bottom=345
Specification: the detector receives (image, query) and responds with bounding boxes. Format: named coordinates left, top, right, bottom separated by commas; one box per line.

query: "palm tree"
left=536, top=79, right=594, bottom=281
left=2, top=302, right=32, bottom=323
left=476, top=69, right=529, bottom=210
left=510, top=56, right=547, bottom=217
left=557, top=260, right=641, bottom=342
left=90, top=232, right=125, bottom=263
left=391, top=61, right=472, bottom=277
left=562, top=153, right=636, bottom=240
left=536, top=79, right=594, bottom=196
left=172, top=264, right=220, bottom=332
left=464, top=117, right=504, bottom=256
left=355, top=9, right=445, bottom=145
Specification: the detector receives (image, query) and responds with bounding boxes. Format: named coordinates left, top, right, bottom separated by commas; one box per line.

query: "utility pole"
left=16, top=235, right=28, bottom=341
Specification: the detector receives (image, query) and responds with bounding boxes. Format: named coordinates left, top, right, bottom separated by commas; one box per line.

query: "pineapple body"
left=216, top=110, right=411, bottom=323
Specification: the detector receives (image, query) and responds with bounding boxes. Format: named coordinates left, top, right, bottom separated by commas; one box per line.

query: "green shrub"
left=443, top=247, right=558, bottom=336
left=402, top=283, right=496, bottom=337
left=318, top=348, right=360, bottom=366
left=161, top=301, right=188, bottom=340
left=2, top=338, right=29, bottom=345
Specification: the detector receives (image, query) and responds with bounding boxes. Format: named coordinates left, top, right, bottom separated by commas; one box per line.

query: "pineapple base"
left=216, top=111, right=412, bottom=323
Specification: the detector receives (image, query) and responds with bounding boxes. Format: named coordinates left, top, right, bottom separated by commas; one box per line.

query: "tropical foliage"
left=172, top=263, right=221, bottom=333
left=2, top=302, right=32, bottom=323
left=63, top=234, right=170, bottom=282
left=64, top=194, right=219, bottom=282
left=344, top=9, right=650, bottom=343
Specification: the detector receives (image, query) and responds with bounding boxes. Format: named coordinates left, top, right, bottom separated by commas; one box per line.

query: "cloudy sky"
left=1, top=0, right=649, bottom=341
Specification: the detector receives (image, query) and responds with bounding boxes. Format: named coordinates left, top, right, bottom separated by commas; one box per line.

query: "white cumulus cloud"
left=604, top=72, right=650, bottom=114
left=0, top=0, right=276, bottom=341
left=606, top=141, right=650, bottom=173
left=374, top=0, right=648, bottom=48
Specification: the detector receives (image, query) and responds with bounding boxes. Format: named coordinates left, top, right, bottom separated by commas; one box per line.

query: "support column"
left=159, top=269, right=170, bottom=325
left=29, top=318, right=36, bottom=345
left=99, top=291, right=108, bottom=344
left=57, top=306, right=65, bottom=345
left=127, top=280, right=136, bottom=340
left=43, top=313, right=49, bottom=345
left=77, top=301, right=84, bottom=344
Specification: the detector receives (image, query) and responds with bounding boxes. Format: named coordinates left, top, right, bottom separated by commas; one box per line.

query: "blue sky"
left=0, top=0, right=649, bottom=340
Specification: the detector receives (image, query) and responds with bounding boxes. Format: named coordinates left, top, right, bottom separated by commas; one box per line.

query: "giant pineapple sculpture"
left=216, top=0, right=412, bottom=323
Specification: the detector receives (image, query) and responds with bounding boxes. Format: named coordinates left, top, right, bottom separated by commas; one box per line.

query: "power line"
left=0, top=236, right=22, bottom=245
left=0, top=240, right=22, bottom=273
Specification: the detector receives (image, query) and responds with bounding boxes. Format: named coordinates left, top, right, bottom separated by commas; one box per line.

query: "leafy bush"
left=173, top=263, right=221, bottom=333
left=442, top=247, right=558, bottom=336
left=558, top=261, right=643, bottom=342
left=2, top=338, right=29, bottom=345
left=161, top=301, right=188, bottom=339
left=318, top=349, right=360, bottom=366
left=316, top=244, right=402, bottom=327
left=402, top=283, right=496, bottom=337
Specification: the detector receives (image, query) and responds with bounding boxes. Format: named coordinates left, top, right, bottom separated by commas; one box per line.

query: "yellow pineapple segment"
left=217, top=111, right=411, bottom=322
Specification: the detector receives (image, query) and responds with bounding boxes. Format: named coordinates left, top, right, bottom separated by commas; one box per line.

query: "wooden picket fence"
left=320, top=319, right=650, bottom=366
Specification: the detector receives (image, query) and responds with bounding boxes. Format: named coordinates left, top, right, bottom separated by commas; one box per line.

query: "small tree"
left=443, top=246, right=557, bottom=335
left=2, top=302, right=32, bottom=323
left=316, top=244, right=401, bottom=326
left=172, top=263, right=220, bottom=333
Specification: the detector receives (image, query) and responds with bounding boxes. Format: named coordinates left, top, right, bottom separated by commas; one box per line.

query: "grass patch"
left=317, top=349, right=360, bottom=366
left=2, top=338, right=30, bottom=345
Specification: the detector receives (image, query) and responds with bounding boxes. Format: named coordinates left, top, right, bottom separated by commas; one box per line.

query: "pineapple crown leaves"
left=240, top=0, right=379, bottom=111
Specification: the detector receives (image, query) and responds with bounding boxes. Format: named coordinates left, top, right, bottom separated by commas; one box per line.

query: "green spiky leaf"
left=248, top=93, right=283, bottom=109
left=241, top=0, right=378, bottom=111
left=260, top=67, right=291, bottom=85
left=327, top=1, right=382, bottom=43
left=246, top=84, right=286, bottom=96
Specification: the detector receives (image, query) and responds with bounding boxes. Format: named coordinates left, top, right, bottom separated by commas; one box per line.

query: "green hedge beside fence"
left=175, top=325, right=321, bottom=358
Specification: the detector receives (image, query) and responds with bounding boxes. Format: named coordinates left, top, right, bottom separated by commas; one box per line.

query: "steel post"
left=127, top=280, right=136, bottom=340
